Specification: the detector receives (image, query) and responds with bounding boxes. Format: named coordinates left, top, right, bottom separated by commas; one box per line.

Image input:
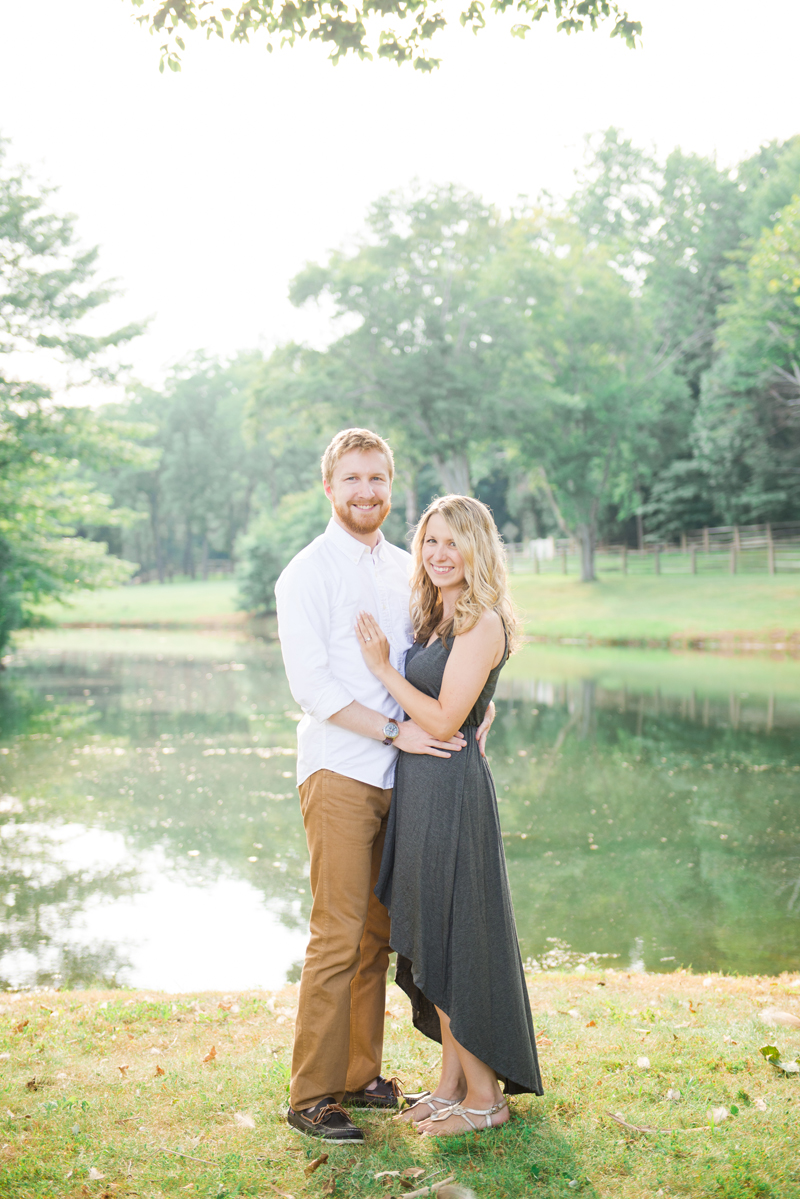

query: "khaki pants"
left=291, top=769, right=393, bottom=1112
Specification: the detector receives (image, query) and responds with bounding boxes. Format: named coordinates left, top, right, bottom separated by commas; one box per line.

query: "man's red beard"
left=333, top=496, right=391, bottom=536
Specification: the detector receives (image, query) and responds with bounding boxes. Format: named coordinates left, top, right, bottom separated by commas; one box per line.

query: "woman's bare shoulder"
left=456, top=609, right=504, bottom=646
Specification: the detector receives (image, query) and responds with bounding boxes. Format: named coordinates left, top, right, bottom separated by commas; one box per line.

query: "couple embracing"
left=275, top=428, right=543, bottom=1143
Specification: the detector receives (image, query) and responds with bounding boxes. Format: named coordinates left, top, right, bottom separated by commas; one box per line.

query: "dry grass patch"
left=1, top=971, right=799, bottom=1198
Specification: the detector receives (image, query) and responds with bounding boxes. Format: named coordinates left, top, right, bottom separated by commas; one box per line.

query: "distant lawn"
left=36, top=579, right=242, bottom=627
left=510, top=572, right=800, bottom=644
left=32, top=572, right=800, bottom=644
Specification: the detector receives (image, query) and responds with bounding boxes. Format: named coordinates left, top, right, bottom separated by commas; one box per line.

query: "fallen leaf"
left=118, top=1065, right=129, bottom=1077
left=304, top=1153, right=329, bottom=1177
left=218, top=1002, right=232, bottom=1012
left=667, top=1088, right=681, bottom=1101
left=586, top=1020, right=597, bottom=1027
left=538, top=1036, right=553, bottom=1047
left=760, top=1008, right=800, bottom=1029
left=688, top=1001, right=699, bottom=1014
left=401, top=1177, right=456, bottom=1199
left=759, top=1044, right=800, bottom=1074
left=707, top=1106, right=728, bottom=1125
left=88, top=1167, right=105, bottom=1180
left=155, top=1065, right=165, bottom=1077
left=13, top=1020, right=28, bottom=1034
left=233, top=1112, right=255, bottom=1129
left=754, top=1097, right=768, bottom=1111
left=637, top=1056, right=651, bottom=1069
left=722, top=1036, right=737, bottom=1045
left=25, top=1078, right=38, bottom=1091
left=402, top=1169, right=426, bottom=1180
left=203, top=1046, right=217, bottom=1063
left=149, top=1047, right=162, bottom=1055
left=321, top=1177, right=336, bottom=1196
left=437, top=1188, right=478, bottom=1199
left=568, top=1008, right=580, bottom=1019
left=375, top=1172, right=401, bottom=1181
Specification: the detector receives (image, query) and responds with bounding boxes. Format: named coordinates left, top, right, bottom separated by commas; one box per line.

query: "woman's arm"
left=355, top=609, right=505, bottom=741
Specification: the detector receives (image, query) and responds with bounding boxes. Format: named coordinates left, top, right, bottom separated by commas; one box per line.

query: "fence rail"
left=508, top=522, right=800, bottom=576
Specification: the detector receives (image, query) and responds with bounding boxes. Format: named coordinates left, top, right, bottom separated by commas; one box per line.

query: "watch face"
left=383, top=722, right=399, bottom=739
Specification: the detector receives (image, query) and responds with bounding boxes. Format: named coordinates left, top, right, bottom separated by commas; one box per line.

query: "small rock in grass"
left=667, top=1088, right=681, bottom=1101
left=707, top=1106, right=729, bottom=1125
left=760, top=1008, right=800, bottom=1029
left=637, top=1056, right=651, bottom=1069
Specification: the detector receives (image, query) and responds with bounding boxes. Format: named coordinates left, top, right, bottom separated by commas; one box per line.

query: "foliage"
left=236, top=486, right=330, bottom=613
left=128, top=0, right=641, bottom=74
left=692, top=195, right=800, bottom=524
left=97, top=351, right=327, bottom=583
left=0, top=138, right=147, bottom=653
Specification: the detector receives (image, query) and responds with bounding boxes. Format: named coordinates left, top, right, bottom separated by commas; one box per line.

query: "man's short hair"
left=321, top=428, right=395, bottom=484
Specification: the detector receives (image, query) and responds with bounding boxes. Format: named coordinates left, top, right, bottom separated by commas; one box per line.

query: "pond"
left=1, top=629, right=798, bottom=991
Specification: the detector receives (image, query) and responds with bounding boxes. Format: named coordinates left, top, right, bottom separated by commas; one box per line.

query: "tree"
left=692, top=195, right=800, bottom=524
left=0, top=138, right=147, bottom=653
left=503, top=227, right=688, bottom=579
left=287, top=185, right=553, bottom=496
left=571, top=130, right=800, bottom=538
left=129, top=0, right=641, bottom=73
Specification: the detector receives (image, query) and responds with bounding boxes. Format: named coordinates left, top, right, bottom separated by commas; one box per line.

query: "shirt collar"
left=325, top=517, right=387, bottom=563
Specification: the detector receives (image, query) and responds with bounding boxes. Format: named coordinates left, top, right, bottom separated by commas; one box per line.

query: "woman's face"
left=422, top=512, right=466, bottom=591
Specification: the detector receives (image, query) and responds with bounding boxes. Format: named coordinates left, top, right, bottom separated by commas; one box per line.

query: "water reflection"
left=1, top=630, right=798, bottom=988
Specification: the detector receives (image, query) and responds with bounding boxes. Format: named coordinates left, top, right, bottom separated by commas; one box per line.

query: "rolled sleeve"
left=275, top=561, right=355, bottom=723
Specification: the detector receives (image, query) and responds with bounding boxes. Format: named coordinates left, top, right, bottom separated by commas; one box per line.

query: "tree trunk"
left=201, top=528, right=209, bottom=581
left=577, top=522, right=596, bottom=582
left=436, top=451, right=470, bottom=495
left=184, top=521, right=195, bottom=579
left=405, top=483, right=418, bottom=530
left=149, top=493, right=165, bottom=584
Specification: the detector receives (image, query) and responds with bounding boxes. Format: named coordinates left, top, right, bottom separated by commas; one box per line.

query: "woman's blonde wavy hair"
left=410, top=494, right=519, bottom=652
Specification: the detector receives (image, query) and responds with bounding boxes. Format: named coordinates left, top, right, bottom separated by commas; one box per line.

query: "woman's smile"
left=423, top=513, right=466, bottom=590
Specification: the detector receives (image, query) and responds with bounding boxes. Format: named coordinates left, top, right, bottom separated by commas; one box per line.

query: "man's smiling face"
left=324, top=448, right=392, bottom=543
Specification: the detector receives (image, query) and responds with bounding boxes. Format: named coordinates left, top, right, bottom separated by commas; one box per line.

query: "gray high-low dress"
left=375, top=634, right=543, bottom=1096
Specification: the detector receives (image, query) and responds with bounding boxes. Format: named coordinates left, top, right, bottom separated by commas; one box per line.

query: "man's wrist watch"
left=382, top=720, right=400, bottom=746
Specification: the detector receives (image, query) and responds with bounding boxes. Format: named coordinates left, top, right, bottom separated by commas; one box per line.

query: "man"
left=275, top=427, right=493, bottom=1142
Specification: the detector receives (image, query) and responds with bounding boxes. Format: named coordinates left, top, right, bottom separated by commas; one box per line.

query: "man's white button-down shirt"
left=275, top=518, right=414, bottom=789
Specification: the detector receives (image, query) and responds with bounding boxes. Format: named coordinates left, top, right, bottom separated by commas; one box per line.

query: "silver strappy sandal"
left=421, top=1097, right=508, bottom=1135
left=396, top=1092, right=460, bottom=1120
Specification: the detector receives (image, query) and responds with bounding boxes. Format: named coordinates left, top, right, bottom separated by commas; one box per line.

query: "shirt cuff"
left=305, top=682, right=356, bottom=724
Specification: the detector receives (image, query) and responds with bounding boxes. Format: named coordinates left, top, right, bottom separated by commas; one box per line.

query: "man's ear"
left=323, top=479, right=333, bottom=501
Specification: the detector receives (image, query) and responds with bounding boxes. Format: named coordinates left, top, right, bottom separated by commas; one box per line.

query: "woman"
left=355, top=494, right=543, bottom=1138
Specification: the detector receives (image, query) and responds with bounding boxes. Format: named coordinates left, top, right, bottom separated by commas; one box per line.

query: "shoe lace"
left=382, top=1075, right=405, bottom=1099
left=311, top=1102, right=350, bottom=1125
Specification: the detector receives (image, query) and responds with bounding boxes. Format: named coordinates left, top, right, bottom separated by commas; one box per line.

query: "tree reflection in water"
left=1, top=630, right=798, bottom=988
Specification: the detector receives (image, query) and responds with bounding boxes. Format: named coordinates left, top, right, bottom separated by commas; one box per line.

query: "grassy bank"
left=32, top=573, right=800, bottom=645
left=34, top=580, right=243, bottom=629
left=2, top=971, right=799, bottom=1199
left=511, top=574, right=800, bottom=646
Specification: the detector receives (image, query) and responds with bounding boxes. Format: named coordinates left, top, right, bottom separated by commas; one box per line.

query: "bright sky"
left=0, top=0, right=798, bottom=398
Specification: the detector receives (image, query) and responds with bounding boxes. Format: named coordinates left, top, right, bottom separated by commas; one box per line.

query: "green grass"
left=31, top=573, right=800, bottom=645
left=510, top=574, right=800, bottom=644
left=35, top=580, right=242, bottom=628
left=2, top=971, right=799, bottom=1199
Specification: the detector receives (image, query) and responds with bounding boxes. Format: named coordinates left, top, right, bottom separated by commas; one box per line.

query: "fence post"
left=680, top=532, right=687, bottom=553
left=729, top=546, right=737, bottom=574
left=654, top=547, right=660, bottom=575
left=703, top=527, right=709, bottom=552
left=621, top=545, right=627, bottom=576
left=733, top=525, right=741, bottom=552
left=561, top=547, right=568, bottom=574
left=690, top=546, right=697, bottom=575
left=767, top=523, right=775, bottom=575
left=533, top=552, right=540, bottom=575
